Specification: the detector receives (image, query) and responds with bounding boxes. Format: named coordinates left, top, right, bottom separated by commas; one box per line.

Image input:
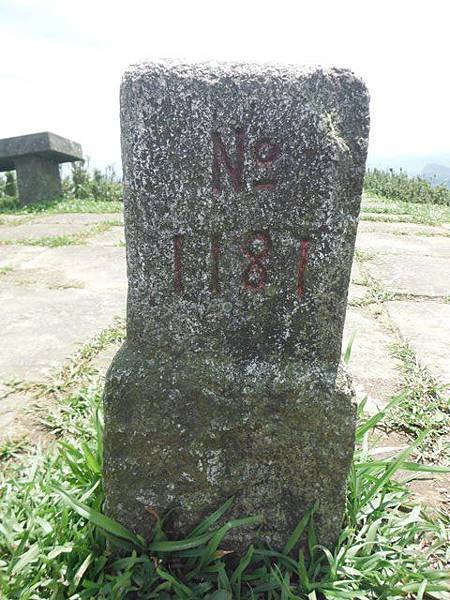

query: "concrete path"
left=345, top=220, right=450, bottom=393
left=343, top=214, right=450, bottom=509
left=0, top=214, right=126, bottom=441
left=1, top=216, right=126, bottom=382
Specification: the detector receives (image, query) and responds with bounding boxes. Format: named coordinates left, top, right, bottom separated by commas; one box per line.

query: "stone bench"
left=0, top=132, right=83, bottom=205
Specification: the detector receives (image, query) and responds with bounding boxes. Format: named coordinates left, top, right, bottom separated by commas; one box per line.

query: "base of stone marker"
left=103, top=343, right=356, bottom=551
left=15, top=155, right=62, bottom=205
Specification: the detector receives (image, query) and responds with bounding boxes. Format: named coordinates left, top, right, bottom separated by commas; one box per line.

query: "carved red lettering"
left=242, top=230, right=270, bottom=293
left=296, top=239, right=309, bottom=298
left=211, top=236, right=220, bottom=293
left=212, top=128, right=245, bottom=194
left=253, top=139, right=280, bottom=165
left=253, top=178, right=276, bottom=191
left=253, top=138, right=280, bottom=190
left=173, top=234, right=184, bottom=294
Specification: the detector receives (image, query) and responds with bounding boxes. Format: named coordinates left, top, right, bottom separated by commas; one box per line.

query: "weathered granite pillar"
left=104, top=61, right=370, bottom=550
left=15, top=155, right=62, bottom=204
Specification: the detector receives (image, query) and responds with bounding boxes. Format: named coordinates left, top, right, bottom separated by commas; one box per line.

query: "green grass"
left=0, top=215, right=32, bottom=226
left=1, top=380, right=449, bottom=597
left=0, top=437, right=27, bottom=460
left=361, top=193, right=450, bottom=226
left=387, top=343, right=450, bottom=461
left=2, top=234, right=87, bottom=248
left=389, top=229, right=450, bottom=238
left=353, top=249, right=374, bottom=264
left=0, top=266, right=13, bottom=276
left=0, top=196, right=123, bottom=216
left=0, top=195, right=20, bottom=212
left=0, top=220, right=123, bottom=248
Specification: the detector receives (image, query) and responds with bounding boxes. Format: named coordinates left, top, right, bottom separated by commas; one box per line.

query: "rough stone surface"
left=0, top=131, right=83, bottom=205
left=103, top=60, right=370, bottom=550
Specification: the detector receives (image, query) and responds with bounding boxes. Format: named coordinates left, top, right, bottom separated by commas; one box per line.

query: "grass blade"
left=283, top=502, right=317, bottom=555
left=51, top=484, right=144, bottom=548
left=189, top=497, right=234, bottom=537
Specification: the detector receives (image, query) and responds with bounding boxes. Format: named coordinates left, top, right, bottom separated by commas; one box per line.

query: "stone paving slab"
left=30, top=213, right=123, bottom=225
left=1, top=266, right=85, bottom=290
left=358, top=220, right=449, bottom=237
left=0, top=222, right=90, bottom=242
left=86, top=226, right=125, bottom=247
left=370, top=430, right=450, bottom=509
left=0, top=285, right=125, bottom=381
left=357, top=229, right=450, bottom=257
left=386, top=300, right=450, bottom=385
left=0, top=213, right=122, bottom=242
left=343, top=306, right=401, bottom=413
left=0, top=245, right=48, bottom=269
left=16, top=245, right=126, bottom=291
left=348, top=260, right=369, bottom=304
left=0, top=243, right=127, bottom=382
left=0, top=389, right=35, bottom=444
left=366, top=254, right=449, bottom=297
left=347, top=283, right=369, bottom=304
left=349, top=260, right=366, bottom=285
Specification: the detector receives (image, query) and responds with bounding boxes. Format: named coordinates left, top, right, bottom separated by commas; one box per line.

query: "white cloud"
left=1, top=0, right=449, bottom=169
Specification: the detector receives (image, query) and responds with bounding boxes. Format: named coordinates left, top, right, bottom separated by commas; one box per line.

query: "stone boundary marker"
left=0, top=131, right=82, bottom=205
left=104, top=60, right=370, bottom=550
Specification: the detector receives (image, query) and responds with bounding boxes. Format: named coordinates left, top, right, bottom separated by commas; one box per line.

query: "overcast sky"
left=1, top=0, right=449, bottom=171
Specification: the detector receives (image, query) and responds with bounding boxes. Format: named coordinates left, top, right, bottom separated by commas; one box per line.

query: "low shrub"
left=364, top=169, right=450, bottom=206
left=0, top=172, right=19, bottom=210
left=63, top=161, right=123, bottom=203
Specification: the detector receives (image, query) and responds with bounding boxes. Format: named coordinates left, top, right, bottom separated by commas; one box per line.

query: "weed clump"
left=63, top=161, right=123, bottom=204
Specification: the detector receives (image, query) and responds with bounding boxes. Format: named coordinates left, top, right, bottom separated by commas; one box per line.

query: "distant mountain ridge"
left=367, top=152, right=450, bottom=179
left=421, top=163, right=450, bottom=188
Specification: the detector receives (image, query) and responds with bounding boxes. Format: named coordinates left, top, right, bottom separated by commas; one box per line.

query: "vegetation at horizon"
left=2, top=165, right=450, bottom=220
left=0, top=162, right=123, bottom=214
left=364, top=168, right=450, bottom=207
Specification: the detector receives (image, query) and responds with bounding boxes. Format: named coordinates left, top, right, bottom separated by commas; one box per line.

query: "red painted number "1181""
left=173, top=231, right=309, bottom=299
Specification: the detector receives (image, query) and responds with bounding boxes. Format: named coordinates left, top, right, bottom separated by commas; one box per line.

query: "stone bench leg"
left=15, top=155, right=62, bottom=205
